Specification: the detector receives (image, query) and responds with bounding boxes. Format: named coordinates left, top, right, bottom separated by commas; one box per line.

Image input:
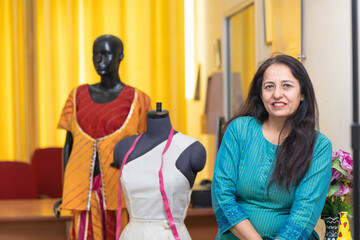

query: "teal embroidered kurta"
left=212, top=116, right=332, bottom=240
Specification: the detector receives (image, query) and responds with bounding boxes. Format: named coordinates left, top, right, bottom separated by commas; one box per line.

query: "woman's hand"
left=229, top=219, right=263, bottom=240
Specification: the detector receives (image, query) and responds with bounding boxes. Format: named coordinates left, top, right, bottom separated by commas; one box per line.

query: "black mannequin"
left=112, top=103, right=206, bottom=188
left=54, top=34, right=126, bottom=217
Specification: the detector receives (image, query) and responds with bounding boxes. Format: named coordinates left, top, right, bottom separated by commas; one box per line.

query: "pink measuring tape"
left=116, top=128, right=180, bottom=240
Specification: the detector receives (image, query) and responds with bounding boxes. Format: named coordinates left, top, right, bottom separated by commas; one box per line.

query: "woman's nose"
left=273, top=87, right=283, bottom=98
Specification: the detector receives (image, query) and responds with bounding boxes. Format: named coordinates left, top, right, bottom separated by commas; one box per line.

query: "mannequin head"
left=92, top=34, right=124, bottom=76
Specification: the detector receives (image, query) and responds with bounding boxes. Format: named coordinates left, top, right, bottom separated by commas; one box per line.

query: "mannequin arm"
left=62, top=131, right=73, bottom=173
left=54, top=131, right=73, bottom=218
left=176, top=141, right=206, bottom=188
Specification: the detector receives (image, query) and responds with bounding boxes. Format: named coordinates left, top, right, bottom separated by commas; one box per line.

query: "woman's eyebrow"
left=263, top=80, right=274, bottom=84
left=281, top=79, right=294, bottom=83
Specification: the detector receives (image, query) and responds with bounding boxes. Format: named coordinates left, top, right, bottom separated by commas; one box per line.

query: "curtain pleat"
left=0, top=0, right=26, bottom=161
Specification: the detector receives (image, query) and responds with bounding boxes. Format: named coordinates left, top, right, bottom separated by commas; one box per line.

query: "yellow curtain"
left=1, top=0, right=185, bottom=162
left=119, top=0, right=186, bottom=133
left=0, top=0, right=28, bottom=161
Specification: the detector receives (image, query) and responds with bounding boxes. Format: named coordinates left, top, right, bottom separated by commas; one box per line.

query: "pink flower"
left=345, top=174, right=353, bottom=180
left=331, top=168, right=343, bottom=182
left=333, top=183, right=352, bottom=196
left=338, top=150, right=353, bottom=172
left=332, top=151, right=339, bottom=160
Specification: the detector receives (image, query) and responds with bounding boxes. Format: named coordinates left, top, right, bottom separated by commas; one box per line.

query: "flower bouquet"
left=321, top=149, right=353, bottom=218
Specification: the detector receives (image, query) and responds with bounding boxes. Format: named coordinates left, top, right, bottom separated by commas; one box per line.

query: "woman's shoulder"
left=314, top=131, right=332, bottom=148
left=229, top=116, right=260, bottom=129
left=312, top=131, right=332, bottom=164
left=224, top=117, right=261, bottom=142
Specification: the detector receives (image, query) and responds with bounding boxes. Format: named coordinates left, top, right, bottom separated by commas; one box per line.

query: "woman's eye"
left=264, top=85, right=274, bottom=89
left=283, top=84, right=292, bottom=88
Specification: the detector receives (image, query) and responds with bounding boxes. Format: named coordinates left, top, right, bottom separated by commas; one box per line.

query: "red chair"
left=0, top=161, right=37, bottom=199
left=30, top=147, right=63, bottom=198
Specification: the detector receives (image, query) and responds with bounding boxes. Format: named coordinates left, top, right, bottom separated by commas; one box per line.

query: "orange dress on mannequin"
left=58, top=84, right=151, bottom=239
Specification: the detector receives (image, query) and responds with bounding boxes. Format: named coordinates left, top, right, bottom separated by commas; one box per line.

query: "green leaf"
left=328, top=184, right=341, bottom=197
left=333, top=158, right=340, bottom=165
left=322, top=196, right=353, bottom=218
left=322, top=199, right=339, bottom=217
left=332, top=161, right=349, bottom=176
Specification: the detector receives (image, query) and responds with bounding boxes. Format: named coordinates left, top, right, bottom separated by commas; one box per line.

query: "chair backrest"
left=0, top=161, right=38, bottom=199
left=31, top=147, right=63, bottom=198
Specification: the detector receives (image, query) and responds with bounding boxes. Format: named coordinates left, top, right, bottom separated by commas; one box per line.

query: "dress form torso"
left=113, top=110, right=206, bottom=187
left=113, top=109, right=206, bottom=239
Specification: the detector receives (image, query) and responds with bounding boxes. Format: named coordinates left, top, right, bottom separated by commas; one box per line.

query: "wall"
left=303, top=1, right=352, bottom=235
left=303, top=0, right=352, bottom=153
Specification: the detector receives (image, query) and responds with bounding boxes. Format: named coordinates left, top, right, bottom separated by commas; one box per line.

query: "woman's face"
left=260, top=63, right=304, bottom=122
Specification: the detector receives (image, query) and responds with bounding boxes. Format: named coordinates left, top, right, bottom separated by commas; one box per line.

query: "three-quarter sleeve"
left=57, top=88, right=75, bottom=131
left=276, top=134, right=332, bottom=240
left=211, top=119, right=249, bottom=233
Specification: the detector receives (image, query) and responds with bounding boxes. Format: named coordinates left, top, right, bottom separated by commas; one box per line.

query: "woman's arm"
left=212, top=119, right=261, bottom=238
left=230, top=219, right=263, bottom=240
left=275, top=134, right=332, bottom=239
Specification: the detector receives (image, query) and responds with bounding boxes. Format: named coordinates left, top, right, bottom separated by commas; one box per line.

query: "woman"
left=212, top=54, right=332, bottom=240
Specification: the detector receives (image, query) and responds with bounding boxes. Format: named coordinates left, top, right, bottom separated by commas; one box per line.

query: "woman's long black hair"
left=226, top=54, right=318, bottom=189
